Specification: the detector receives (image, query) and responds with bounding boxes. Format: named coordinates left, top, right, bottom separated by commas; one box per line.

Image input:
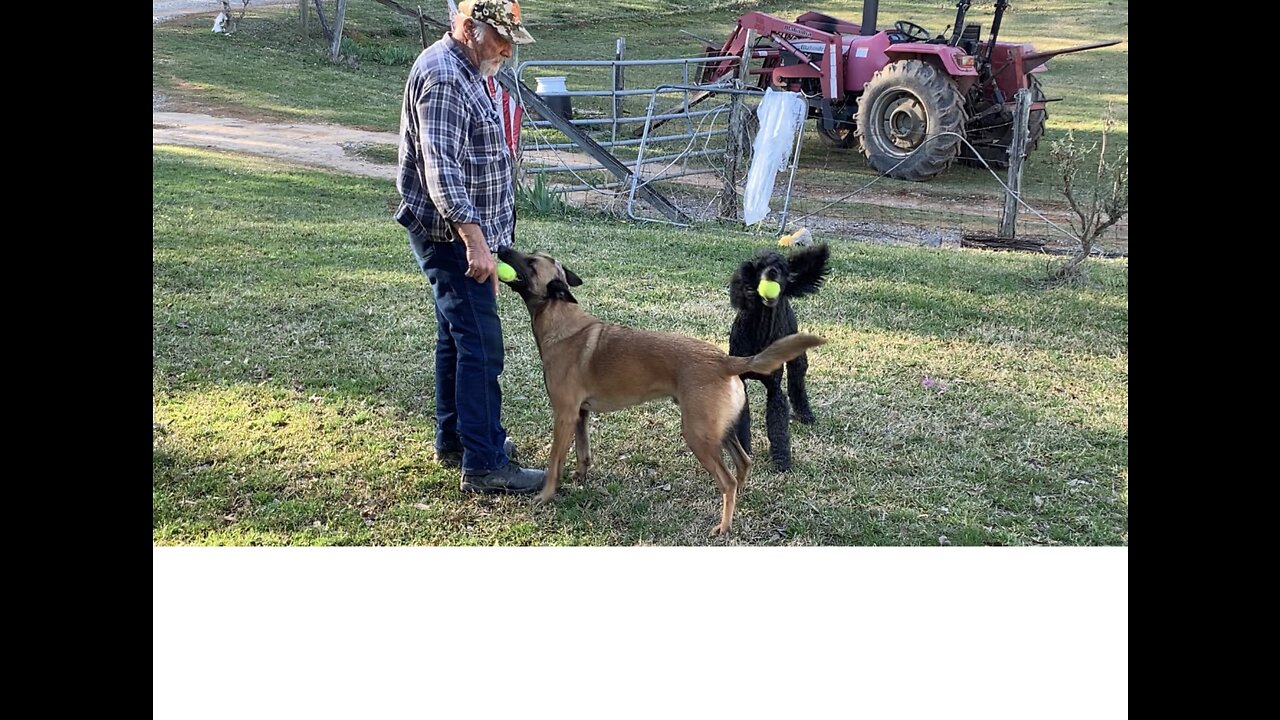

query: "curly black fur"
left=728, top=243, right=830, bottom=471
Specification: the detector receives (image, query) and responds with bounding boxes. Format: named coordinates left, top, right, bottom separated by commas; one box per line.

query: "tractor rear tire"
left=855, top=59, right=966, bottom=181
left=1022, top=75, right=1048, bottom=154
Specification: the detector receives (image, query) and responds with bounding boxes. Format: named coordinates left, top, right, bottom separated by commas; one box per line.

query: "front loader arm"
left=703, top=11, right=845, bottom=99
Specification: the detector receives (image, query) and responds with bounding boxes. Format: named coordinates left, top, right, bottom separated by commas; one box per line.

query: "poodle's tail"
left=723, top=333, right=826, bottom=377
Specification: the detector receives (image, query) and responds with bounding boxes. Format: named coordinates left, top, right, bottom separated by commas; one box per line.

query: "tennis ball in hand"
left=757, top=279, right=781, bottom=299
left=496, top=261, right=517, bottom=283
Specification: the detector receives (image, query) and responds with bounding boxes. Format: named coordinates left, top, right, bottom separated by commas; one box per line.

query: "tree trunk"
left=329, top=0, right=347, bottom=62
left=312, top=0, right=331, bottom=44
left=220, top=1, right=238, bottom=33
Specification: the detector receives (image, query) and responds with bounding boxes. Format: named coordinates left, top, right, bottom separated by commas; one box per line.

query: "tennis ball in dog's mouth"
left=496, top=261, right=517, bottom=283
left=757, top=279, right=781, bottom=300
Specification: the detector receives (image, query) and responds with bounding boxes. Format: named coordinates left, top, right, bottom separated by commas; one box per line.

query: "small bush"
left=516, top=173, right=569, bottom=217
left=364, top=44, right=419, bottom=66
left=340, top=37, right=418, bottom=66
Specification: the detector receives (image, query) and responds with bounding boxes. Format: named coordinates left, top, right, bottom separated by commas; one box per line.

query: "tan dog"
left=497, top=248, right=826, bottom=536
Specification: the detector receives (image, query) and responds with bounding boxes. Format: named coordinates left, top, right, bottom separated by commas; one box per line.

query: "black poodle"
left=728, top=243, right=831, bottom=471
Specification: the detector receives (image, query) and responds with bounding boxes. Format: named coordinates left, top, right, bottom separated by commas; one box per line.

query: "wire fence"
left=510, top=54, right=1127, bottom=255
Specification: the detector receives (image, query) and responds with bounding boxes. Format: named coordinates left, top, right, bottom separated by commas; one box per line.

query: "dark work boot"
left=434, top=437, right=517, bottom=469
left=459, top=461, right=546, bottom=495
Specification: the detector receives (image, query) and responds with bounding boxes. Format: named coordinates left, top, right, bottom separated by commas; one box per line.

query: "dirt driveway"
left=153, top=0, right=296, bottom=25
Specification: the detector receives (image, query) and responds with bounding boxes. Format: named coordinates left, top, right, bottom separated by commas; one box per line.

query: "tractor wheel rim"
left=880, top=93, right=927, bottom=153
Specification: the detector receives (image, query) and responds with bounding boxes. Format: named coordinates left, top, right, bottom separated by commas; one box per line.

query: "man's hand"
left=454, top=223, right=498, bottom=295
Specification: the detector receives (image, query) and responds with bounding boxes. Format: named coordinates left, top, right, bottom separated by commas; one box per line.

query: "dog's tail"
left=724, top=333, right=826, bottom=377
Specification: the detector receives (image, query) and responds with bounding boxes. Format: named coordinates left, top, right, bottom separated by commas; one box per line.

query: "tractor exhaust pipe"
left=985, top=0, right=1010, bottom=66
left=861, top=0, right=878, bottom=36
left=949, top=1, right=972, bottom=47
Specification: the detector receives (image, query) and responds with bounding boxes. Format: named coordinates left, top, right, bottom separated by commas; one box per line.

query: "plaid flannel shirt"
left=395, top=35, right=514, bottom=251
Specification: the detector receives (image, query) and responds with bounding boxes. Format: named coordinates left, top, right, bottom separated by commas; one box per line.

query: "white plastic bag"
left=742, top=88, right=806, bottom=226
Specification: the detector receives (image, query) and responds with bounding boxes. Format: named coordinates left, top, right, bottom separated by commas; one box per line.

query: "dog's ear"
left=547, top=278, right=578, bottom=304
left=785, top=243, right=831, bottom=298
left=729, top=260, right=758, bottom=310
left=562, top=266, right=583, bottom=287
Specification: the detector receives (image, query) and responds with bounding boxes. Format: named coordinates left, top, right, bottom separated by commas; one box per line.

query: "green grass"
left=153, top=145, right=1128, bottom=546
left=152, top=3, right=417, bottom=129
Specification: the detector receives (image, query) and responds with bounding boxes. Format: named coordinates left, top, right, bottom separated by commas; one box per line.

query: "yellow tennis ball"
left=496, top=261, right=517, bottom=283
left=758, top=279, right=781, bottom=299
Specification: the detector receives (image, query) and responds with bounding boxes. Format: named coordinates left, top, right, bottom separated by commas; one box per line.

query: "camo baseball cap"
left=460, top=0, right=535, bottom=45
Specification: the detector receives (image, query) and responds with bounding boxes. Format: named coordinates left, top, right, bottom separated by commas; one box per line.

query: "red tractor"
left=700, top=0, right=1119, bottom=181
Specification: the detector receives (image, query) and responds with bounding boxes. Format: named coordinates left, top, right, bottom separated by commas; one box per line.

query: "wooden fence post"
left=998, top=88, right=1031, bottom=239
left=719, top=30, right=753, bottom=221
left=612, top=38, right=626, bottom=144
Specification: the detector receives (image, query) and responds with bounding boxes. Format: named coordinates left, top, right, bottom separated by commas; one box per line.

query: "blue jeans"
left=408, top=231, right=511, bottom=474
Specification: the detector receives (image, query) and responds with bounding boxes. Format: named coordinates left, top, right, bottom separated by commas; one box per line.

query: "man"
left=395, top=0, right=543, bottom=495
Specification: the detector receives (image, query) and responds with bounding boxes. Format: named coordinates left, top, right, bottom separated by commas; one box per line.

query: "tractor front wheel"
left=816, top=121, right=858, bottom=148
left=855, top=59, right=966, bottom=181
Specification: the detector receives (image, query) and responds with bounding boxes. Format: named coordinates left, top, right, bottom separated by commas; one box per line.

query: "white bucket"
left=534, top=76, right=572, bottom=120
left=535, top=76, right=568, bottom=95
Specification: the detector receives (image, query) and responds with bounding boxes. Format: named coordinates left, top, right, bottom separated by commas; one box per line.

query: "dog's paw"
left=792, top=409, right=815, bottom=424
left=771, top=456, right=792, bottom=472
left=708, top=524, right=730, bottom=538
